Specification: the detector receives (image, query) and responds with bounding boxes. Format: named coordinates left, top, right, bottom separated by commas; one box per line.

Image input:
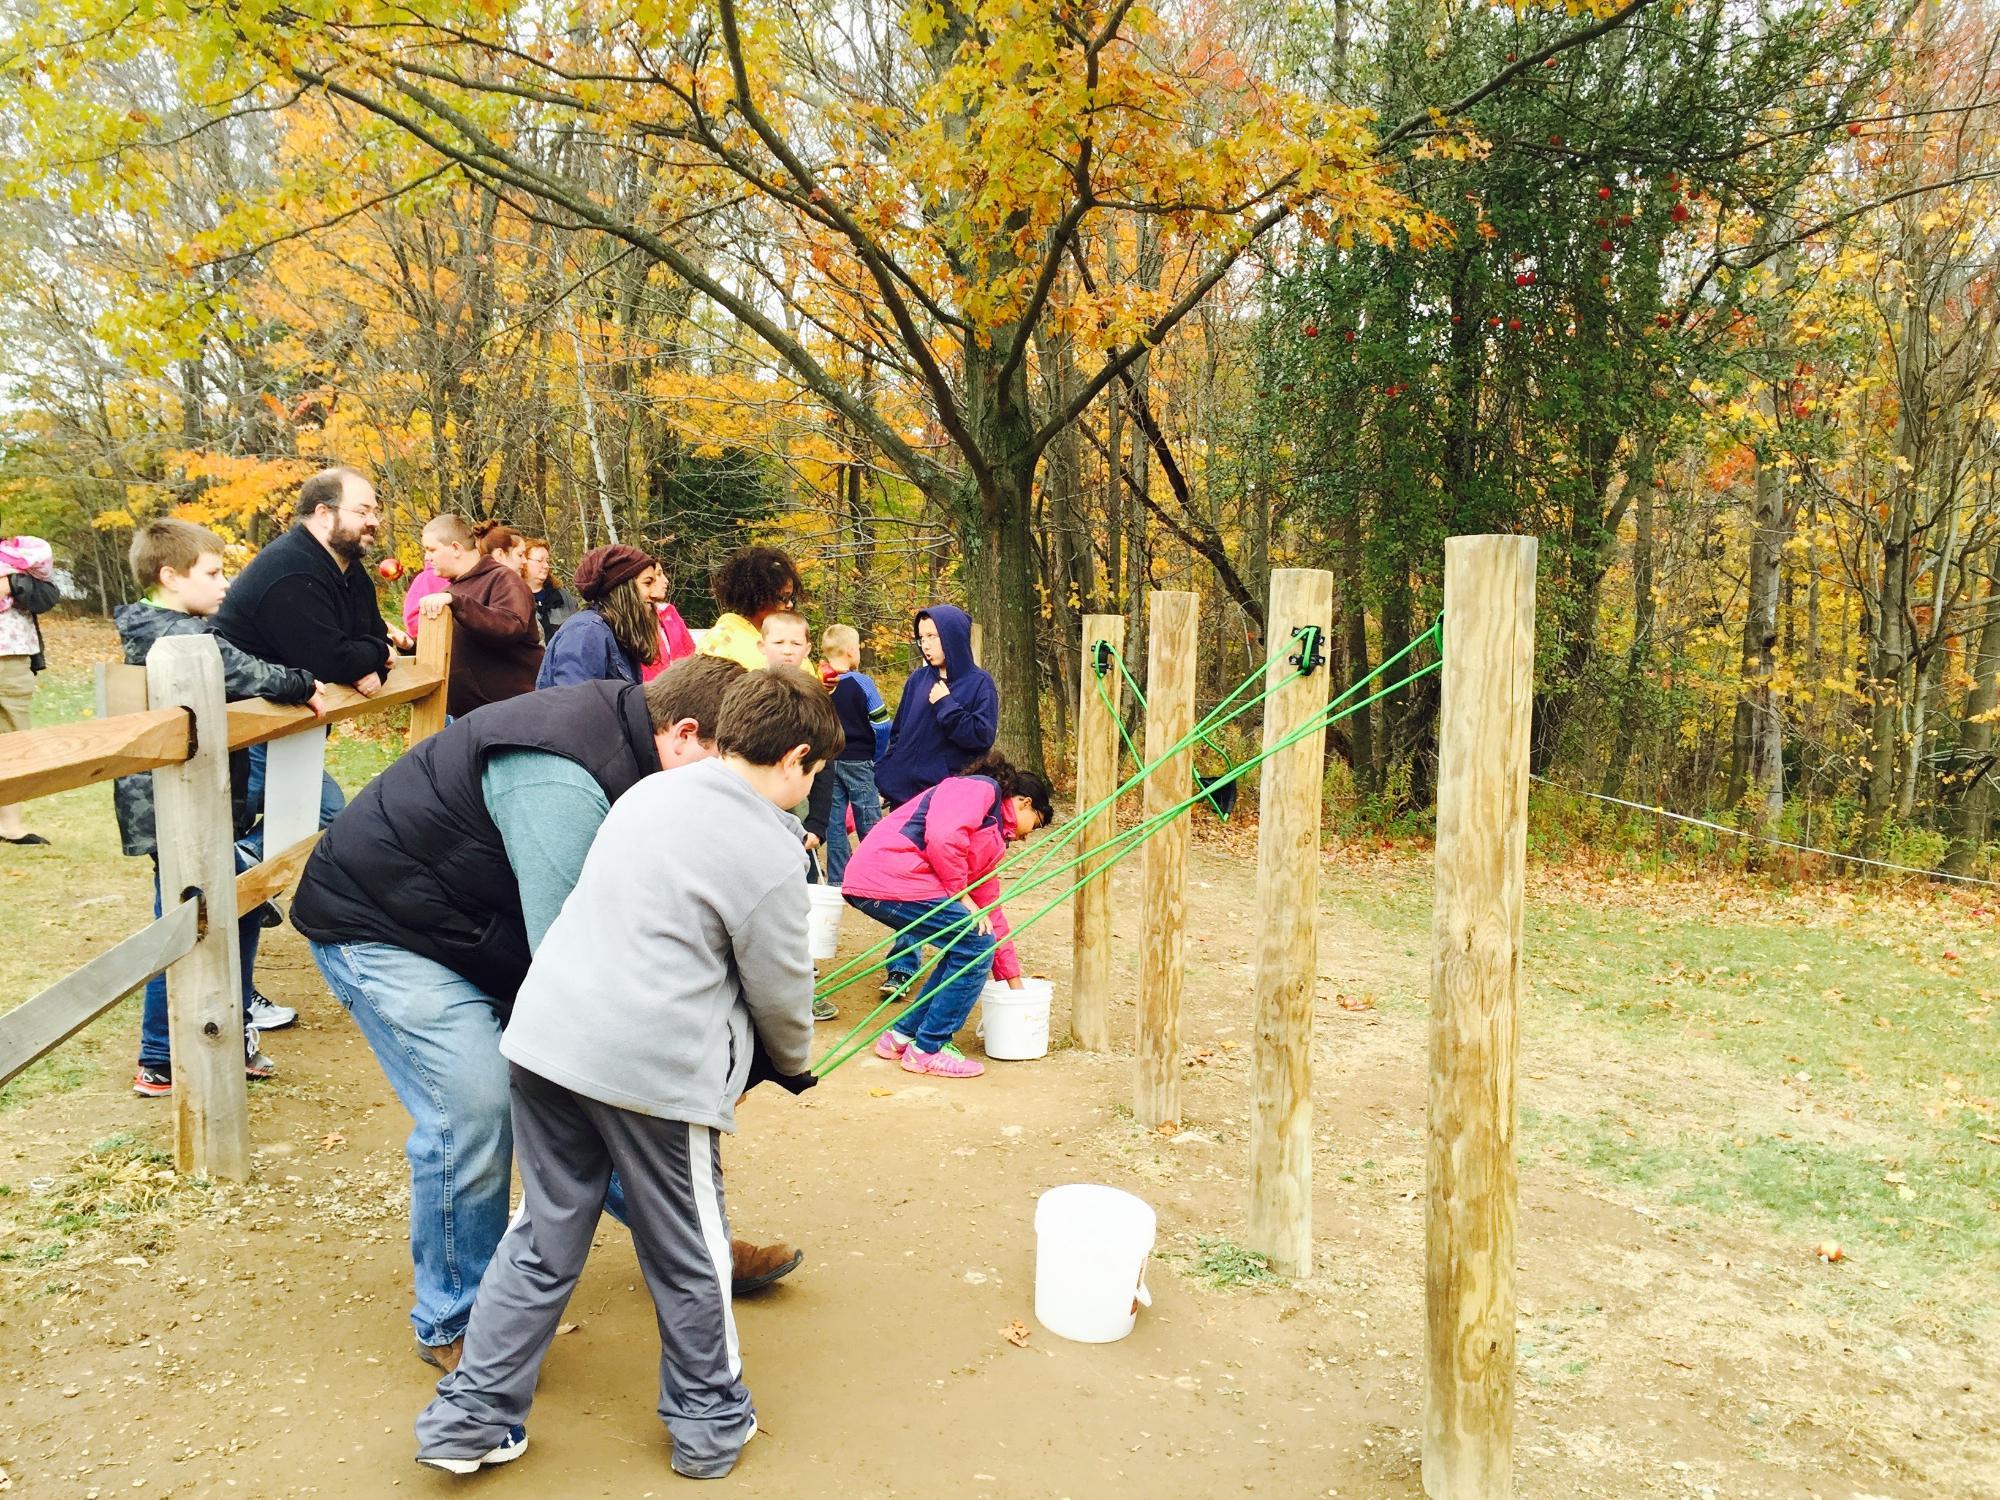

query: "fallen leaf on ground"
left=868, top=1087, right=894, bottom=1098
left=319, top=1132, right=345, bottom=1150
left=1001, top=1319, right=1031, bottom=1348
left=557, top=1322, right=578, bottom=1335
left=1337, top=993, right=1376, bottom=1012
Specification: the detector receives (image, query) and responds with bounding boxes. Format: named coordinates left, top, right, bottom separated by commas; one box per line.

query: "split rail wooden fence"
left=0, top=619, right=452, bottom=1181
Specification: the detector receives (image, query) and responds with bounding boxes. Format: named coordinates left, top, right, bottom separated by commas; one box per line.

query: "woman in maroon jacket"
left=416, top=516, right=544, bottom=717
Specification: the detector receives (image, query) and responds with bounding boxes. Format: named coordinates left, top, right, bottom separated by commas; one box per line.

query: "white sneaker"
left=243, top=1026, right=277, bottom=1080
left=246, top=992, right=297, bottom=1030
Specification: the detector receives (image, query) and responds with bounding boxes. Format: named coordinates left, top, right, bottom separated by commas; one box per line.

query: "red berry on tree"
left=1616, top=213, right=1633, bottom=227
left=1490, top=315, right=1503, bottom=327
left=1600, top=238, right=1614, bottom=252
left=1597, top=186, right=1612, bottom=200
left=1303, top=322, right=1319, bottom=337
left=1670, top=203, right=1690, bottom=223
left=1543, top=56, right=1557, bottom=68
left=1344, top=328, right=1356, bottom=342
left=1549, top=134, right=1563, bottom=147
left=1506, top=51, right=1517, bottom=62
left=1846, top=122, right=1862, bottom=137
left=1656, top=313, right=1672, bottom=327
left=1507, top=318, right=1522, bottom=331
left=1515, top=273, right=1528, bottom=286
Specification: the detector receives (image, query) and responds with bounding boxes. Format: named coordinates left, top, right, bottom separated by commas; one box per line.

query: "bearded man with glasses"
left=215, top=465, right=397, bottom=854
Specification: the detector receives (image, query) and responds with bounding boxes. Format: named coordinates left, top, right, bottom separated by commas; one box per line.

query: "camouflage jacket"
left=112, top=602, right=316, bottom=858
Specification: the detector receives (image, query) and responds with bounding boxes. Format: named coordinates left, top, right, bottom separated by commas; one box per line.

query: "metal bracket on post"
left=1288, top=625, right=1326, bottom=674
left=1092, top=638, right=1115, bottom=678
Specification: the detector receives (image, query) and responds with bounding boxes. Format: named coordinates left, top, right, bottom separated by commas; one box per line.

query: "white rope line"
left=1529, top=775, right=2000, bottom=889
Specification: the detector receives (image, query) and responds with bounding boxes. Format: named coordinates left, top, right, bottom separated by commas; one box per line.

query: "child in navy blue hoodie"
left=818, top=623, right=891, bottom=885
left=868, top=604, right=999, bottom=989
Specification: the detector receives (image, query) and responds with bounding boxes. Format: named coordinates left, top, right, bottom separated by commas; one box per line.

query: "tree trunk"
left=1602, top=440, right=1658, bottom=798
left=1945, top=575, right=2000, bottom=872
left=1726, top=403, right=1787, bottom=835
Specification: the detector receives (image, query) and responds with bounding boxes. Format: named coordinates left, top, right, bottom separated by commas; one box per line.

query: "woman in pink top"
left=840, top=752, right=1051, bottom=1077
left=640, top=566, right=697, bottom=681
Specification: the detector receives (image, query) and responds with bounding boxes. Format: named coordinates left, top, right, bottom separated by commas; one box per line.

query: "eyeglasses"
left=339, top=504, right=382, bottom=521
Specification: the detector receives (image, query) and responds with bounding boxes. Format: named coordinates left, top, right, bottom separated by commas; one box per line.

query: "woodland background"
left=4, top=0, right=1999, bottom=873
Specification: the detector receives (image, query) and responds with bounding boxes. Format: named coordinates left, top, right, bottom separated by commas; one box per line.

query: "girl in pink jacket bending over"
left=840, top=752, right=1051, bottom=1078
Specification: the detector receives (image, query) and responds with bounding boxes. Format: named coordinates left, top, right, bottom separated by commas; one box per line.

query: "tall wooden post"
left=1134, top=589, right=1197, bottom=1128
left=1425, top=535, right=1536, bottom=1500
left=407, top=613, right=454, bottom=746
left=1248, top=569, right=1334, bottom=1275
left=148, top=635, right=251, bottom=1182
left=1072, top=614, right=1125, bottom=1051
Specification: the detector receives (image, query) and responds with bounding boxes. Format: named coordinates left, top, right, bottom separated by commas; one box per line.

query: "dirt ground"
left=4, top=830, right=1994, bottom=1499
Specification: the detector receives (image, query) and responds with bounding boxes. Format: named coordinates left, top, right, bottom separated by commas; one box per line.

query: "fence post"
left=1248, top=568, right=1334, bottom=1276
left=1071, top=613, right=1125, bottom=1051
left=1134, top=589, right=1197, bottom=1129
left=1425, top=535, right=1537, bottom=1500
left=408, top=613, right=454, bottom=746
left=147, top=634, right=251, bottom=1182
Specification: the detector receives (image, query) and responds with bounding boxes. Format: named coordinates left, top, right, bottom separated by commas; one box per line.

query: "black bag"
left=6, top=572, right=58, bottom=673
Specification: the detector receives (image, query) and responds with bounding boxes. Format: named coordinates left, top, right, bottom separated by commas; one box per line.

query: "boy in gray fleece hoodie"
left=415, top=665, right=843, bottom=1482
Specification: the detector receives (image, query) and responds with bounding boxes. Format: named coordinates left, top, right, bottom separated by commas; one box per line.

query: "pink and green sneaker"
left=901, top=1044, right=985, bottom=1079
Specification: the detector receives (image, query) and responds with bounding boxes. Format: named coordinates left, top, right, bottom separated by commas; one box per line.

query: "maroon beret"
left=572, top=545, right=654, bottom=602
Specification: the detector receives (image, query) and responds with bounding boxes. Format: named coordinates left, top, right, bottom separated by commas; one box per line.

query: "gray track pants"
left=414, top=1064, right=753, bottom=1479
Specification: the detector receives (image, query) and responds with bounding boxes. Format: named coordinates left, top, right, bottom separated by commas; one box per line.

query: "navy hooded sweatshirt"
left=874, top=603, right=1000, bottom=807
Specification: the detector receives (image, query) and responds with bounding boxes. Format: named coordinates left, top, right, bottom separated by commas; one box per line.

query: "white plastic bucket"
left=806, top=885, right=847, bottom=961
left=980, top=977, right=1052, bottom=1060
left=1033, top=1184, right=1156, bottom=1343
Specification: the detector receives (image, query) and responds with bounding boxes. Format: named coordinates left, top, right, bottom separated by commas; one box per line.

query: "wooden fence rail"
left=0, top=619, right=451, bottom=1177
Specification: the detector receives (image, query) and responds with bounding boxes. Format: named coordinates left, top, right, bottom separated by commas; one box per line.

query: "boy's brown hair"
left=715, top=665, right=843, bottom=769
left=642, top=654, right=745, bottom=742
left=820, top=623, right=860, bottom=658
left=129, top=518, right=224, bottom=589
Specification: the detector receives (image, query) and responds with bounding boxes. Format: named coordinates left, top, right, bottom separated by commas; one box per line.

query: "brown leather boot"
left=417, top=1337, right=464, bottom=1373
left=731, top=1237, right=804, bottom=1294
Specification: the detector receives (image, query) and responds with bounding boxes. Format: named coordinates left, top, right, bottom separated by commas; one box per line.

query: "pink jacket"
left=641, top=602, right=699, bottom=682
left=402, top=565, right=448, bottom=636
left=840, top=775, right=1022, bottom=981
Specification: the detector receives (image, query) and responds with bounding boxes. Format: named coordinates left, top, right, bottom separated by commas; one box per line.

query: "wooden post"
left=969, top=619, right=984, bottom=666
left=1425, top=535, right=1536, bottom=1500
left=408, top=612, right=454, bottom=746
left=1134, top=589, right=1197, bottom=1128
left=1071, top=613, right=1124, bottom=1051
left=147, top=634, right=251, bottom=1182
left=1248, top=569, right=1334, bottom=1275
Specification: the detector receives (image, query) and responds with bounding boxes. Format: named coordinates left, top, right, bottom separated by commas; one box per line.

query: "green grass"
left=1182, top=1236, right=1281, bottom=1289
left=1325, top=856, right=2000, bottom=1308
left=1, top=619, right=400, bottom=1110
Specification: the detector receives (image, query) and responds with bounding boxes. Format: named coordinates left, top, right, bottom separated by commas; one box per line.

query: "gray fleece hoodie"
left=499, top=757, right=815, bottom=1131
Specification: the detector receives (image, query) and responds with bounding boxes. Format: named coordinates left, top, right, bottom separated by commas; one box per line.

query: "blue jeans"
left=824, top=761, right=881, bottom=886
left=308, top=938, right=629, bottom=1347
left=310, top=939, right=514, bottom=1348
left=846, top=896, right=994, bottom=1053
left=137, top=847, right=263, bottom=1069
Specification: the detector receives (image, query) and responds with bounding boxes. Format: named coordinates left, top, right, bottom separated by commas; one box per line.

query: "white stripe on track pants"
left=415, top=1063, right=753, bottom=1478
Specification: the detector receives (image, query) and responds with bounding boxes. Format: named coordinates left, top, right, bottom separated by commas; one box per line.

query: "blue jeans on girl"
left=845, top=895, right=995, bottom=1053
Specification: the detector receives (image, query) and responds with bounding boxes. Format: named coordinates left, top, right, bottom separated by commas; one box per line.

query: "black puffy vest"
left=291, top=681, right=658, bottom=1008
